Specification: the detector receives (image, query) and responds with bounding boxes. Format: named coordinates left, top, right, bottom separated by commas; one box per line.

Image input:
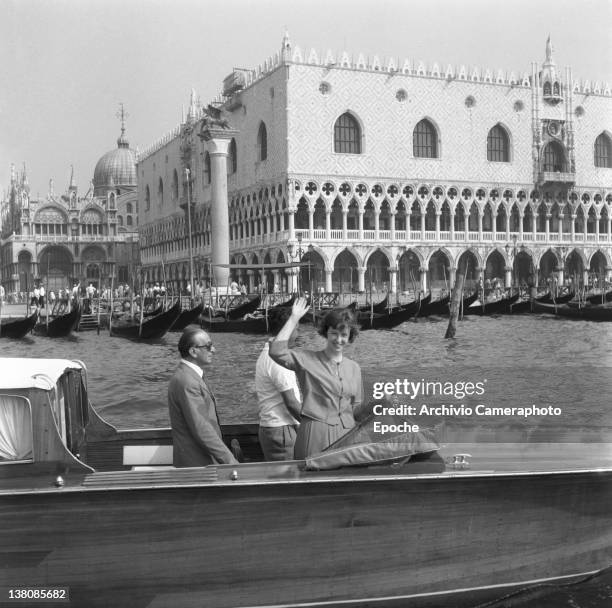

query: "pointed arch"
left=333, top=112, right=362, bottom=154
left=413, top=118, right=438, bottom=158
left=487, top=124, right=510, bottom=162
left=594, top=132, right=612, bottom=168
left=257, top=122, right=268, bottom=161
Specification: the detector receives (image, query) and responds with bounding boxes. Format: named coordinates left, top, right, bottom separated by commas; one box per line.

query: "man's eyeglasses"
left=193, top=342, right=214, bottom=351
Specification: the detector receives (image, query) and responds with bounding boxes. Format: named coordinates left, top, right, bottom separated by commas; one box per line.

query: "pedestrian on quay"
left=269, top=297, right=364, bottom=459
left=168, top=327, right=238, bottom=467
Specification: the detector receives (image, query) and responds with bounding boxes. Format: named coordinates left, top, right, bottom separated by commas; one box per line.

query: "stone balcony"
left=538, top=171, right=575, bottom=185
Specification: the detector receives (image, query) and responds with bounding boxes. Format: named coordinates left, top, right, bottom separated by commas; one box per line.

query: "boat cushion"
left=305, top=410, right=440, bottom=471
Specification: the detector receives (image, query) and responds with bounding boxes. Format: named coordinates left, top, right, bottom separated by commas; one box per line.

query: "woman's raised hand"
left=291, top=296, right=310, bottom=320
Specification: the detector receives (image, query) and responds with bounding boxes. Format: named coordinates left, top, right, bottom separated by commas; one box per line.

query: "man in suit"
left=168, top=327, right=238, bottom=467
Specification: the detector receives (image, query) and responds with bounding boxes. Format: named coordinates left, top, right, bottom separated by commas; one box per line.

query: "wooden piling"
left=445, top=264, right=467, bottom=339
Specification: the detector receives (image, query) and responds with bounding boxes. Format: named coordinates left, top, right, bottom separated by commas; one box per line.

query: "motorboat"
left=0, top=358, right=610, bottom=608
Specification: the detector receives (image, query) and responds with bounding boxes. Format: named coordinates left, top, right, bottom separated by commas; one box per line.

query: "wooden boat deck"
left=3, top=442, right=610, bottom=496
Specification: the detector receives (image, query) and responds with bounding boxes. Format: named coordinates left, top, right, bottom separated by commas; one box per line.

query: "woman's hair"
left=317, top=308, right=360, bottom=343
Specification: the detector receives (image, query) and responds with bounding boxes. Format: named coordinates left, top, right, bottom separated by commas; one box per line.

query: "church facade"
left=0, top=118, right=139, bottom=298
left=137, top=35, right=612, bottom=295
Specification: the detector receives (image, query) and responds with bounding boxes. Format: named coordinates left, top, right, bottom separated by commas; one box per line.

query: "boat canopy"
left=0, top=358, right=85, bottom=390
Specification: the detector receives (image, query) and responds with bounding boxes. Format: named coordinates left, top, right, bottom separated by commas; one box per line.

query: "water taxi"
left=0, top=358, right=610, bottom=607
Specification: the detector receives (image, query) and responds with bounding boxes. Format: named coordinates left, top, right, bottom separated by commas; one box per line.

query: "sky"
left=1, top=0, right=610, bottom=198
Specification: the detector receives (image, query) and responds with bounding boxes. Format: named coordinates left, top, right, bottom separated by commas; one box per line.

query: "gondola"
left=536, top=290, right=575, bottom=304
left=32, top=303, right=81, bottom=337
left=110, top=299, right=181, bottom=340
left=534, top=301, right=612, bottom=321
left=585, top=289, right=612, bottom=305
left=0, top=310, right=38, bottom=339
left=508, top=298, right=534, bottom=314
left=358, top=294, right=391, bottom=313
left=170, top=302, right=204, bottom=332
left=464, top=293, right=520, bottom=315
left=357, top=296, right=427, bottom=330
left=419, top=293, right=451, bottom=316
left=225, top=295, right=262, bottom=320
left=200, top=314, right=272, bottom=333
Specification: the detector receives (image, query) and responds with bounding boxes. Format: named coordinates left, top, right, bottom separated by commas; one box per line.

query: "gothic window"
left=145, top=186, right=150, bottom=211
left=257, top=122, right=268, bottom=161
left=127, top=216, right=133, bottom=227
left=158, top=178, right=164, bottom=206
left=117, top=215, right=123, bottom=226
left=553, top=82, right=560, bottom=96
left=413, top=119, right=438, bottom=158
left=543, top=82, right=552, bottom=96
left=333, top=113, right=362, bottom=154
left=487, top=125, right=510, bottom=162
left=126, top=202, right=133, bottom=214
left=204, top=152, right=211, bottom=184
left=228, top=138, right=237, bottom=174
left=594, top=133, right=612, bottom=168
left=172, top=169, right=179, bottom=201
left=542, top=142, right=564, bottom=172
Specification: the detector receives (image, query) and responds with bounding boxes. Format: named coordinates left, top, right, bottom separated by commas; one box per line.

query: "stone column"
left=342, top=210, right=348, bottom=240
left=358, top=210, right=364, bottom=241
left=570, top=214, right=576, bottom=242
left=558, top=214, right=564, bottom=241
left=420, top=214, right=426, bottom=241
left=420, top=267, right=427, bottom=293
left=286, top=267, right=299, bottom=293
left=504, top=266, right=512, bottom=289
left=449, top=267, right=457, bottom=287
left=325, top=269, right=333, bottom=292
left=545, top=214, right=551, bottom=242
left=287, top=210, right=295, bottom=240
left=325, top=210, right=331, bottom=241
left=607, top=218, right=612, bottom=243
left=247, top=270, right=255, bottom=293
left=200, top=126, right=238, bottom=290
left=390, top=212, right=396, bottom=241
left=374, top=210, right=380, bottom=241
left=357, top=266, right=366, bottom=292
left=477, top=213, right=483, bottom=241
left=556, top=267, right=564, bottom=288
left=518, top=213, right=524, bottom=242
left=389, top=268, right=398, bottom=294
left=435, top=212, right=441, bottom=241
left=308, top=209, right=314, bottom=240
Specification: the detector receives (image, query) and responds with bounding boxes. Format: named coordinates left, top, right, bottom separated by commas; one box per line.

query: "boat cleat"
left=447, top=454, right=472, bottom=470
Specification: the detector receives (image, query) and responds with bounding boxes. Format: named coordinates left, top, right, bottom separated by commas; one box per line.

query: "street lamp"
left=184, top=168, right=195, bottom=299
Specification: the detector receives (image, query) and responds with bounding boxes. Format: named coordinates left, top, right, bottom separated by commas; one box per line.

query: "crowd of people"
left=168, top=297, right=365, bottom=466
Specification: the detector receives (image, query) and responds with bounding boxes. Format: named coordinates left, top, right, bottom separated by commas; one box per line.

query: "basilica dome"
left=93, top=128, right=137, bottom=196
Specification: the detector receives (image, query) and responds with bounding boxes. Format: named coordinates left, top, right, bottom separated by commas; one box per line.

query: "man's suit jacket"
left=168, top=362, right=236, bottom=467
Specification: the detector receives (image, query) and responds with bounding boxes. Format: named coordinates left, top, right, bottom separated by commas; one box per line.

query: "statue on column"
left=200, top=104, right=231, bottom=131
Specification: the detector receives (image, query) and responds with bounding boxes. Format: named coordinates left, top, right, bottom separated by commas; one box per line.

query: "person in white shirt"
left=255, top=312, right=302, bottom=461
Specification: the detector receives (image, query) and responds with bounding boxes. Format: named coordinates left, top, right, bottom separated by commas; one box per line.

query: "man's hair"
left=178, top=325, right=203, bottom=358
left=317, top=308, right=360, bottom=343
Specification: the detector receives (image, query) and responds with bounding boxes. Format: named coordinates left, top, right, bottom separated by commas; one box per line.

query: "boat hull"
left=0, top=311, right=38, bottom=339
left=1, top=466, right=610, bottom=608
left=110, top=300, right=181, bottom=340
left=32, top=305, right=81, bottom=337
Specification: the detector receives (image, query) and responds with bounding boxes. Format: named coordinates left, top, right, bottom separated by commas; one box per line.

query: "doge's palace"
left=137, top=34, right=611, bottom=295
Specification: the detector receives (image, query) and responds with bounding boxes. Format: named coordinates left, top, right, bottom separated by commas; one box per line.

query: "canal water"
left=1, top=313, right=611, bottom=607
left=2, top=313, right=611, bottom=441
